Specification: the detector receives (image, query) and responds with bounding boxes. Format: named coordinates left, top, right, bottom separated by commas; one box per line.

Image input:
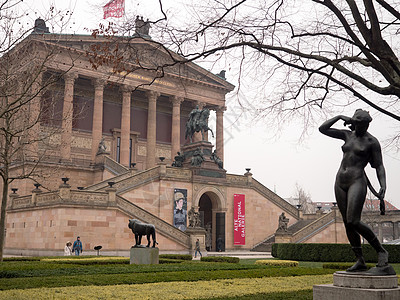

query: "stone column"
left=27, top=69, right=45, bottom=159
left=171, top=96, right=183, bottom=161
left=60, top=72, right=78, bottom=161
left=91, top=79, right=106, bottom=161
left=378, top=222, right=383, bottom=243
left=394, top=222, right=399, bottom=240
left=146, top=91, right=159, bottom=168
left=216, top=106, right=226, bottom=162
left=120, top=85, right=132, bottom=167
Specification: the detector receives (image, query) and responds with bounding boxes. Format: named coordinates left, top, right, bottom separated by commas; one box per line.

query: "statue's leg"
left=138, top=235, right=142, bottom=245
left=347, top=180, right=388, bottom=268
left=135, top=234, right=139, bottom=245
left=335, top=182, right=367, bottom=271
left=153, top=231, right=157, bottom=247
left=347, top=180, right=387, bottom=263
left=146, top=234, right=150, bottom=247
left=209, top=128, right=214, bottom=138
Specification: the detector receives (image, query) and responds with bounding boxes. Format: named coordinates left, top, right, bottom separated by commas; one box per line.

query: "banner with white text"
left=234, top=194, right=245, bottom=245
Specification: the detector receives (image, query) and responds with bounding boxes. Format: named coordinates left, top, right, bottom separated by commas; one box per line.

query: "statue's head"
left=352, top=109, right=372, bottom=123
left=351, top=109, right=372, bottom=135
left=128, top=219, right=138, bottom=229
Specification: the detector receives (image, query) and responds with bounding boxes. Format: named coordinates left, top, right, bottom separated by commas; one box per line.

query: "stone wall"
left=6, top=206, right=186, bottom=253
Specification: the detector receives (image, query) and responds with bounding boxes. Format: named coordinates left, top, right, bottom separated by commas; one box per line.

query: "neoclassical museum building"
left=2, top=19, right=361, bottom=256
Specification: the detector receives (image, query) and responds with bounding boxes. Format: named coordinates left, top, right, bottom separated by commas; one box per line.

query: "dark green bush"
left=322, top=262, right=375, bottom=269
left=46, top=258, right=129, bottom=265
left=159, top=258, right=184, bottom=264
left=0, top=265, right=332, bottom=290
left=200, top=256, right=239, bottom=263
left=272, top=243, right=400, bottom=262
left=3, top=257, right=41, bottom=262
left=159, top=254, right=192, bottom=260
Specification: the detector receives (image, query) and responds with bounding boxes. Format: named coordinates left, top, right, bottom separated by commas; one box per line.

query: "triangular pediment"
left=38, top=34, right=234, bottom=92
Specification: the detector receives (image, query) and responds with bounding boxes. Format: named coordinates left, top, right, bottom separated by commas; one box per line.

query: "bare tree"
left=90, top=1, right=400, bottom=138
left=0, top=0, right=73, bottom=261
left=295, top=184, right=315, bottom=214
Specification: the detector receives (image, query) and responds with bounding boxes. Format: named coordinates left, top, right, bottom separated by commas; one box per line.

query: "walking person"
left=194, top=238, right=202, bottom=258
left=64, top=241, right=72, bottom=256
left=72, top=236, right=83, bottom=256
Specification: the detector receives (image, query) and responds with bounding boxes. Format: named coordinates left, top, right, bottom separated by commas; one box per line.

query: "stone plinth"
left=274, top=231, right=292, bottom=243
left=181, top=141, right=226, bottom=181
left=130, top=247, right=159, bottom=265
left=313, top=271, right=400, bottom=300
left=186, top=227, right=207, bottom=257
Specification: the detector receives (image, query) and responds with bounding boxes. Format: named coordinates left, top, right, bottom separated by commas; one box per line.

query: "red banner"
left=234, top=194, right=245, bottom=245
left=103, top=0, right=125, bottom=19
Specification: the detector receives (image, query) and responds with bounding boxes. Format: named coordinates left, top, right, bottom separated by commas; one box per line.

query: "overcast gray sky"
left=18, top=0, right=400, bottom=208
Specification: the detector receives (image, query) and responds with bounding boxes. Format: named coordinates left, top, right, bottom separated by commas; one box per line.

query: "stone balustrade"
left=116, top=196, right=189, bottom=247
left=251, top=178, right=299, bottom=218
left=291, top=211, right=336, bottom=243
left=104, top=156, right=130, bottom=175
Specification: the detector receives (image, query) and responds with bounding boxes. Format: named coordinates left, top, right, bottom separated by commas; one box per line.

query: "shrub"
left=3, top=257, right=41, bottom=262
left=272, top=243, right=400, bottom=262
left=322, top=262, right=375, bottom=269
left=159, top=258, right=185, bottom=264
left=41, top=257, right=129, bottom=265
left=255, top=260, right=298, bottom=267
left=159, top=254, right=192, bottom=260
left=200, top=256, right=239, bottom=263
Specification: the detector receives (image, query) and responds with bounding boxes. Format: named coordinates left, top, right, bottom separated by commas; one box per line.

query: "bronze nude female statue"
left=319, top=109, right=391, bottom=273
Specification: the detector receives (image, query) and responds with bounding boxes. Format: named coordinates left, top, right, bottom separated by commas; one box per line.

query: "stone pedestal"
left=274, top=231, right=292, bottom=243
left=181, top=141, right=226, bottom=182
left=313, top=271, right=400, bottom=299
left=130, top=247, right=159, bottom=265
left=186, top=227, right=207, bottom=257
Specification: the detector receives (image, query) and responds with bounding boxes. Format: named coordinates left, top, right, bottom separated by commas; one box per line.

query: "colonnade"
left=372, top=221, right=400, bottom=243
left=59, top=72, right=226, bottom=168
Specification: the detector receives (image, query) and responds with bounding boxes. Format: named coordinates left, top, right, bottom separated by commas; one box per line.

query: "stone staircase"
left=251, top=234, right=275, bottom=252
left=251, top=212, right=336, bottom=251
left=116, top=195, right=190, bottom=248
left=85, top=166, right=160, bottom=192
left=291, top=211, right=336, bottom=243
left=104, top=156, right=129, bottom=175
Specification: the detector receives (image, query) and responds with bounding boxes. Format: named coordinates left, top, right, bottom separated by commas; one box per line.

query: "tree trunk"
left=0, top=178, right=9, bottom=262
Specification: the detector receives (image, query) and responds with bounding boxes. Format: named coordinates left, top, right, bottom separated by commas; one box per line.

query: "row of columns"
left=375, top=221, right=400, bottom=243
left=59, top=72, right=226, bottom=168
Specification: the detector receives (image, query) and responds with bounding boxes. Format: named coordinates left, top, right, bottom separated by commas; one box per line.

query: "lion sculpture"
left=128, top=219, right=158, bottom=248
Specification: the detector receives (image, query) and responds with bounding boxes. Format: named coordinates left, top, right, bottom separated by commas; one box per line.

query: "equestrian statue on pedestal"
left=185, top=105, right=214, bottom=143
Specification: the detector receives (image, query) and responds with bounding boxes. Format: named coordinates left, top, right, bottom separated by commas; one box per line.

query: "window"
left=129, top=138, right=132, bottom=166
left=116, top=137, right=121, bottom=163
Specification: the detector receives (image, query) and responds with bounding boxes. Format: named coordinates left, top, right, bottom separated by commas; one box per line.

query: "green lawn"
left=0, top=257, right=397, bottom=299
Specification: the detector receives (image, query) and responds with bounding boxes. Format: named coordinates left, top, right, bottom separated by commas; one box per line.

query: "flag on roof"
left=103, top=0, right=125, bottom=19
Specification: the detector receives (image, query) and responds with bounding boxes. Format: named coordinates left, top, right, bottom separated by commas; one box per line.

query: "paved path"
left=192, top=251, right=272, bottom=260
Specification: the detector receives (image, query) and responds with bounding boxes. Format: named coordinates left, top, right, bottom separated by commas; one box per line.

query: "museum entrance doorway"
left=198, top=191, right=225, bottom=252
left=199, top=194, right=212, bottom=251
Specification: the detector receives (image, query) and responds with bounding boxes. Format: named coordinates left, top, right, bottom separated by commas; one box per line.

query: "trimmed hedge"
left=272, top=243, right=400, bottom=262
left=200, top=256, right=240, bottom=263
left=322, top=262, right=375, bottom=269
left=255, top=260, right=298, bottom=267
left=3, top=257, right=41, bottom=262
left=0, top=266, right=333, bottom=290
left=0, top=274, right=333, bottom=299
left=41, top=257, right=129, bottom=265
left=159, top=254, right=192, bottom=260
left=159, top=258, right=185, bottom=264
